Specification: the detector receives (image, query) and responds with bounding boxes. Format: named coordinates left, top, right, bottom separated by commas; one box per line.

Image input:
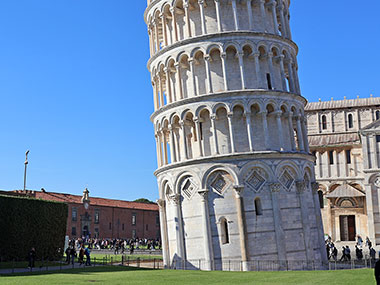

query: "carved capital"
left=157, top=199, right=165, bottom=209
left=170, top=193, right=181, bottom=205
left=198, top=189, right=209, bottom=201
left=269, top=183, right=281, bottom=193
left=296, top=181, right=306, bottom=193
left=210, top=114, right=217, bottom=121
left=233, top=185, right=245, bottom=198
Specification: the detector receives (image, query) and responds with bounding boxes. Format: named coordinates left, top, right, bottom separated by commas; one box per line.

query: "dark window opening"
left=346, top=150, right=351, bottom=164
left=109, top=222, right=112, bottom=230
left=94, top=210, right=99, bottom=224
left=318, top=190, right=324, bottom=209
left=266, top=73, right=272, bottom=90
left=254, top=198, right=263, bottom=216
left=322, top=115, right=327, bottom=130
left=348, top=114, right=354, bottom=129
left=72, top=227, right=76, bottom=236
left=156, top=214, right=160, bottom=225
left=312, top=151, right=317, bottom=165
left=132, top=213, right=137, bottom=226
left=377, top=135, right=380, bottom=143
left=329, top=151, right=334, bottom=165
left=72, top=208, right=77, bottom=222
left=146, top=224, right=149, bottom=231
left=221, top=219, right=229, bottom=244
left=200, top=122, right=203, bottom=140
left=376, top=110, right=380, bottom=120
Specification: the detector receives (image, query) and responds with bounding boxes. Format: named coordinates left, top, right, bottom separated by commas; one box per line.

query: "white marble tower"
left=145, top=0, right=327, bottom=270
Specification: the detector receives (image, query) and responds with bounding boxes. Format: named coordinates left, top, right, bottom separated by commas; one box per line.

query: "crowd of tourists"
left=325, top=235, right=377, bottom=261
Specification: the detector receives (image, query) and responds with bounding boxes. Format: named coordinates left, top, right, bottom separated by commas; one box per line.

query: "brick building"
left=11, top=188, right=160, bottom=240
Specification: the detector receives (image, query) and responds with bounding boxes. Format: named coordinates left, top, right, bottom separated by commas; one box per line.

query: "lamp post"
left=24, top=150, right=29, bottom=191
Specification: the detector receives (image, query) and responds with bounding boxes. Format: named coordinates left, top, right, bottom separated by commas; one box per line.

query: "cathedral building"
left=145, top=0, right=327, bottom=270
left=305, top=96, right=380, bottom=244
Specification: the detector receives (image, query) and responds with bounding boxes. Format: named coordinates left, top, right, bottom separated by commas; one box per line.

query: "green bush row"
left=0, top=194, right=68, bottom=261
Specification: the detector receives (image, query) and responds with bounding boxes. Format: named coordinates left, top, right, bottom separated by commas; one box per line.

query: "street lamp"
left=24, top=150, right=29, bottom=191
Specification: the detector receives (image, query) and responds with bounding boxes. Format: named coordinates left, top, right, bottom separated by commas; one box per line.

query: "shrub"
left=0, top=195, right=68, bottom=261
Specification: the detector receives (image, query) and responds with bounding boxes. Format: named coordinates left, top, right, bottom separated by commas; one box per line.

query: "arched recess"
left=219, top=217, right=230, bottom=244
left=189, top=0, right=202, bottom=36
left=240, top=161, right=274, bottom=192
left=199, top=108, right=212, bottom=156
left=258, top=45, right=271, bottom=90
left=225, top=45, right=241, bottom=91
left=193, top=50, right=207, bottom=95
left=232, top=105, right=249, bottom=152
left=203, top=0, right=217, bottom=34
left=270, top=46, right=281, bottom=91
left=202, top=165, right=239, bottom=191
left=266, top=103, right=279, bottom=150
left=174, top=0, right=186, bottom=41
left=215, top=106, right=231, bottom=154
left=220, top=0, right=234, bottom=32
left=249, top=103, right=264, bottom=150
left=242, top=44, right=255, bottom=89
left=179, top=54, right=191, bottom=99
left=163, top=4, right=174, bottom=45
left=275, top=161, right=300, bottom=192
left=280, top=104, right=291, bottom=151
left=254, top=198, right=263, bottom=216
left=209, top=48, right=224, bottom=93
left=167, top=58, right=178, bottom=102
left=172, top=115, right=182, bottom=162
left=183, top=111, right=197, bottom=159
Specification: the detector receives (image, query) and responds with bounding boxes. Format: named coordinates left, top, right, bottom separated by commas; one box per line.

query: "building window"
left=266, top=73, right=272, bottom=90
left=318, top=191, right=324, bottom=209
left=146, top=224, right=149, bottom=231
left=348, top=114, right=354, bottom=129
left=109, top=222, right=112, bottom=230
left=72, top=208, right=77, bottom=222
left=94, top=210, right=99, bottom=224
left=376, top=110, right=380, bottom=120
left=72, top=227, right=76, bottom=236
left=132, top=213, right=137, bottom=226
left=132, top=229, right=136, bottom=238
left=329, top=151, right=334, bottom=165
left=312, top=151, right=317, bottom=165
left=95, top=228, right=99, bottom=238
left=156, top=214, right=159, bottom=225
left=321, top=115, right=327, bottom=130
left=122, top=223, right=124, bottom=231
left=254, top=198, right=263, bottom=216
left=221, top=218, right=229, bottom=245
left=377, top=135, right=380, bottom=143
left=346, top=150, right=351, bottom=164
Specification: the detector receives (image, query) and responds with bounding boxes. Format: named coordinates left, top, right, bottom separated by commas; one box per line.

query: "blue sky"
left=0, top=0, right=379, bottom=201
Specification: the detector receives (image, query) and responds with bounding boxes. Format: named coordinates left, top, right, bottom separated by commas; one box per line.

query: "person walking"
left=340, top=246, right=347, bottom=261
left=355, top=245, right=363, bottom=260
left=85, top=247, right=91, bottom=266
left=79, top=246, right=85, bottom=265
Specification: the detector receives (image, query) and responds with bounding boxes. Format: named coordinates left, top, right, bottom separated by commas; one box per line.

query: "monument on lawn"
left=145, top=0, right=327, bottom=270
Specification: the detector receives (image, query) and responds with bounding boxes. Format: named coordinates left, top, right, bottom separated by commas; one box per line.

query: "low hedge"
left=0, top=194, right=68, bottom=261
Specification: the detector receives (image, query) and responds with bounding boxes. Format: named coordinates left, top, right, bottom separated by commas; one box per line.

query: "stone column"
left=159, top=73, right=165, bottom=107
left=157, top=132, right=163, bottom=167
left=164, top=67, right=173, bottom=103
left=153, top=79, right=159, bottom=111
left=198, top=189, right=214, bottom=270
left=211, top=114, right=219, bottom=155
left=180, top=120, right=188, bottom=160
left=157, top=199, right=170, bottom=268
left=253, top=53, right=262, bottom=88
left=162, top=129, right=168, bottom=165
left=237, top=51, right=246, bottom=89
left=188, top=58, right=197, bottom=96
left=275, top=111, right=284, bottom=151
left=169, top=124, right=177, bottom=163
left=259, top=0, right=267, bottom=32
left=198, top=0, right=207, bottom=35
left=318, top=152, right=323, bottom=177
left=278, top=3, right=286, bottom=37
left=260, top=111, right=270, bottom=150
left=227, top=112, right=236, bottom=153
left=214, top=0, right=222, bottom=32
left=311, top=182, right=328, bottom=262
left=233, top=185, right=249, bottom=271
left=194, top=117, right=204, bottom=157
left=278, top=55, right=287, bottom=91
left=342, top=148, right=348, bottom=177
left=364, top=183, right=376, bottom=243
left=170, top=7, right=179, bottom=42
left=170, top=194, right=186, bottom=261
left=295, top=116, right=305, bottom=151
left=231, top=0, right=239, bottom=31
left=205, top=55, right=213, bottom=94
left=334, top=151, right=339, bottom=177
left=161, top=13, right=168, bottom=46
left=221, top=52, right=228, bottom=91
left=284, top=8, right=292, bottom=39
left=155, top=134, right=162, bottom=167
left=184, top=2, right=191, bottom=38
left=301, top=117, right=310, bottom=153
left=267, top=52, right=275, bottom=90
left=270, top=0, right=279, bottom=35
left=245, top=112, right=254, bottom=152
left=292, top=64, right=301, bottom=94
left=175, top=63, right=183, bottom=99
left=371, top=134, right=379, bottom=169
left=148, top=28, right=154, bottom=56
left=154, top=20, right=160, bottom=51
left=246, top=0, right=253, bottom=30
left=296, top=181, right=313, bottom=261
left=269, top=183, right=287, bottom=261
left=287, top=112, right=296, bottom=151
left=362, top=135, right=370, bottom=169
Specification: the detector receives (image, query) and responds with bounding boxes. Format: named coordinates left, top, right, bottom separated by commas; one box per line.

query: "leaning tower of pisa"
left=145, top=0, right=327, bottom=270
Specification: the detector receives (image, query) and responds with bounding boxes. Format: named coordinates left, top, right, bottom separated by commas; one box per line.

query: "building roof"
left=326, top=184, right=365, bottom=198
left=309, top=133, right=361, bottom=147
left=305, top=96, right=380, bottom=111
left=10, top=190, right=158, bottom=211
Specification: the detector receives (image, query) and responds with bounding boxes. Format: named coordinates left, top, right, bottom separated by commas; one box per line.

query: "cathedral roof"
left=308, top=133, right=360, bottom=147
left=326, top=184, right=365, bottom=198
left=306, top=96, right=380, bottom=111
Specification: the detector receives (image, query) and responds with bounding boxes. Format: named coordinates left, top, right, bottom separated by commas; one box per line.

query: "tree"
left=133, top=198, right=155, bottom=204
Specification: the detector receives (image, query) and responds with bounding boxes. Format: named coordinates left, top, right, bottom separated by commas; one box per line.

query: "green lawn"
left=0, top=266, right=375, bottom=285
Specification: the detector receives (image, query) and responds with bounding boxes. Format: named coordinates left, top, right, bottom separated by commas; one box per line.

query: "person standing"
left=375, top=259, right=380, bottom=284
left=70, top=247, right=77, bottom=265
left=28, top=248, right=36, bottom=268
left=84, top=247, right=91, bottom=266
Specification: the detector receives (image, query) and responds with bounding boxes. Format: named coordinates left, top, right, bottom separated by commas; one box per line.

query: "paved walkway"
left=0, top=263, right=98, bottom=275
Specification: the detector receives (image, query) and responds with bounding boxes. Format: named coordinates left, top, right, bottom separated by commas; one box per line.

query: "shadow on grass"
left=1, top=265, right=156, bottom=277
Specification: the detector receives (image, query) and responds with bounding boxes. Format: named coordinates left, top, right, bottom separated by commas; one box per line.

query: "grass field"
left=0, top=266, right=375, bottom=284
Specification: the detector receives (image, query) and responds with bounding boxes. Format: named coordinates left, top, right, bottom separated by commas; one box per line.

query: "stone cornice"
left=150, top=90, right=307, bottom=122
left=154, top=152, right=313, bottom=176
left=147, top=31, right=298, bottom=69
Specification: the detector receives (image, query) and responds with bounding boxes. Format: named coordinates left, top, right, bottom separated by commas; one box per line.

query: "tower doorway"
left=339, top=215, right=356, bottom=241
